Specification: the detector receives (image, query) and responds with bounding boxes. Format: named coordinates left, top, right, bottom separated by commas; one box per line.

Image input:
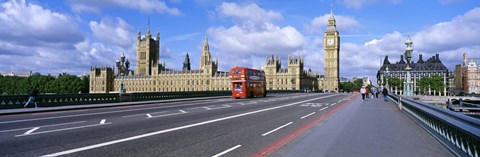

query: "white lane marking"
left=148, top=112, right=186, bottom=118
left=331, top=103, right=337, bottom=106
left=179, top=110, right=187, bottom=113
left=212, top=145, right=242, bottom=157
left=0, top=100, right=228, bottom=124
left=23, top=127, right=40, bottom=135
left=146, top=114, right=152, bottom=118
left=337, top=100, right=342, bottom=103
left=16, top=123, right=112, bottom=137
left=100, top=119, right=106, bottom=124
left=203, top=107, right=212, bottom=110
left=319, top=106, right=328, bottom=111
left=0, top=121, right=86, bottom=133
left=40, top=95, right=337, bottom=157
left=262, top=122, right=293, bottom=136
left=300, top=112, right=316, bottom=119
left=123, top=111, right=169, bottom=118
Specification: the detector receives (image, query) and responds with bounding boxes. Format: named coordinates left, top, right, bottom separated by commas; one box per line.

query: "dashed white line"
left=39, top=94, right=337, bottom=157
left=262, top=122, right=293, bottom=136
left=203, top=107, right=212, bottom=110
left=100, top=119, right=106, bottom=124
left=147, top=112, right=186, bottom=118
left=319, top=106, right=328, bottom=111
left=23, top=127, right=40, bottom=135
left=331, top=103, right=337, bottom=106
left=0, top=121, right=86, bottom=133
left=300, top=112, right=316, bottom=119
left=179, top=110, right=187, bottom=113
left=212, top=145, right=242, bottom=157
left=16, top=123, right=112, bottom=137
left=123, top=111, right=168, bottom=118
left=146, top=114, right=152, bottom=118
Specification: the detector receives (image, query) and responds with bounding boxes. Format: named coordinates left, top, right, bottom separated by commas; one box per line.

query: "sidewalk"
left=278, top=95, right=454, bottom=157
left=0, top=96, right=230, bottom=116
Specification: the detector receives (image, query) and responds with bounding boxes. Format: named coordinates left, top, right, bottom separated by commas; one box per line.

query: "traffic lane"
left=45, top=94, right=351, bottom=156
left=1, top=93, right=331, bottom=156
left=0, top=93, right=301, bottom=128
left=0, top=93, right=316, bottom=131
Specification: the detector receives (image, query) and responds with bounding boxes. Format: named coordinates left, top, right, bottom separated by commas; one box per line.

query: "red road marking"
left=251, top=95, right=359, bottom=157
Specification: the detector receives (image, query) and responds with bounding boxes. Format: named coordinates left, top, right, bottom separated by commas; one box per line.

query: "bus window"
left=233, top=82, right=242, bottom=91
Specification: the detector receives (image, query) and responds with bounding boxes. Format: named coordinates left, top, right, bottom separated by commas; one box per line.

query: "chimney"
left=399, top=55, right=406, bottom=64
left=383, top=56, right=390, bottom=64
left=418, top=54, right=424, bottom=63
left=436, top=54, right=440, bottom=62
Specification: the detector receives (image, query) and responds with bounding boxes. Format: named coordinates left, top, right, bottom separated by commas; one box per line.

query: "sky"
left=0, top=0, right=479, bottom=84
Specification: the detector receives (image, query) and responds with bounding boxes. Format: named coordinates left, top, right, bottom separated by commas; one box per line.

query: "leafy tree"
left=340, top=81, right=354, bottom=92
left=0, top=74, right=89, bottom=95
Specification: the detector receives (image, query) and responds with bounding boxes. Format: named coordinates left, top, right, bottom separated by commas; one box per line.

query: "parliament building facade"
left=90, top=11, right=339, bottom=93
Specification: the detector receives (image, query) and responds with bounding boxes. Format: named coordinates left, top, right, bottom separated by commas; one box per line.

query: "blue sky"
left=0, top=0, right=479, bottom=84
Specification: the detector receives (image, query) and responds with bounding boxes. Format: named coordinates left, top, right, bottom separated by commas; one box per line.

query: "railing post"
left=398, top=96, right=403, bottom=110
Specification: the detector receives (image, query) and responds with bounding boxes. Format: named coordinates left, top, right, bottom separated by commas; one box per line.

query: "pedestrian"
left=372, top=87, right=379, bottom=98
left=382, top=87, right=389, bottom=102
left=24, top=87, right=39, bottom=108
left=360, top=86, right=366, bottom=101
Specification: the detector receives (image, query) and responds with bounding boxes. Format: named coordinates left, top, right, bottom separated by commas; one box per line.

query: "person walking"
left=382, top=87, right=389, bottom=102
left=24, top=87, right=39, bottom=108
left=372, top=87, right=379, bottom=98
left=360, top=86, right=366, bottom=101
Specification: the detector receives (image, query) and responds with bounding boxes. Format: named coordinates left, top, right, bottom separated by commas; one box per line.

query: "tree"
left=340, top=81, right=354, bottom=92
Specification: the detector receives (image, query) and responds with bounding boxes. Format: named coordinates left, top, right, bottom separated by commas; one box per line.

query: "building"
left=450, top=64, right=464, bottom=95
left=323, top=8, right=340, bottom=92
left=352, top=77, right=371, bottom=87
left=263, top=55, right=324, bottom=91
left=377, top=53, right=449, bottom=96
left=463, top=53, right=480, bottom=94
left=90, top=25, right=231, bottom=93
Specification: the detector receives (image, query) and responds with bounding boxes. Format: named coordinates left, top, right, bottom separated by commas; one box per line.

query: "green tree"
left=340, top=81, right=354, bottom=92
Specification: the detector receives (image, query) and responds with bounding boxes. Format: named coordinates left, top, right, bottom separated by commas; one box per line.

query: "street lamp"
left=116, top=53, right=130, bottom=94
left=385, top=66, right=389, bottom=90
left=312, top=81, right=315, bottom=92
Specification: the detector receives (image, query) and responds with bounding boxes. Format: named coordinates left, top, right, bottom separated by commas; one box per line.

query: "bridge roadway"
left=0, top=93, right=453, bottom=157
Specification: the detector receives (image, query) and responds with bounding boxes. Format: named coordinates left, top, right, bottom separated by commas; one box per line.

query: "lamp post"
left=116, top=53, right=130, bottom=94
left=312, top=81, right=315, bottom=92
left=404, top=36, right=413, bottom=97
left=385, top=66, right=389, bottom=91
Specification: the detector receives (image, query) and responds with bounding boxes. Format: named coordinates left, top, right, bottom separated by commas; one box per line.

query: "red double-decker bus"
left=230, top=67, right=267, bottom=99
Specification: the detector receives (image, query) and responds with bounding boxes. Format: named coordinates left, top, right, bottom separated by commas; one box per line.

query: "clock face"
left=327, top=38, right=334, bottom=45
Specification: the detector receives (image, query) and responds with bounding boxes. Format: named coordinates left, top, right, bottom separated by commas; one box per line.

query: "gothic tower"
left=136, top=21, right=160, bottom=76
left=200, top=35, right=212, bottom=70
left=323, top=6, right=340, bottom=92
left=288, top=54, right=304, bottom=90
left=183, top=53, right=191, bottom=71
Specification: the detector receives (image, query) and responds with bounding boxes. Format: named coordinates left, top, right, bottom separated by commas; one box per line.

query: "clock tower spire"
left=323, top=4, right=340, bottom=92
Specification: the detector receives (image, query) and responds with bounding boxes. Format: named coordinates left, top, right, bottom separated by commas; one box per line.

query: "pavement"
left=0, top=96, right=231, bottom=115
left=277, top=95, right=455, bottom=157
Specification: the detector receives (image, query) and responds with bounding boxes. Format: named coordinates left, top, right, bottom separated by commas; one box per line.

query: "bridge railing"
left=388, top=94, right=480, bottom=157
left=0, top=90, right=305, bottom=109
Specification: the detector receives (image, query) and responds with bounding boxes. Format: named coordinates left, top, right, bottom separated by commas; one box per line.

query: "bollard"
left=398, top=96, right=403, bottom=110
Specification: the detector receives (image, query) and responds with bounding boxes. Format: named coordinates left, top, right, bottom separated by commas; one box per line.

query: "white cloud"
left=0, top=0, right=84, bottom=48
left=217, top=2, right=282, bottom=26
left=305, top=14, right=360, bottom=33
left=337, top=7, right=480, bottom=84
left=413, top=7, right=480, bottom=53
left=89, top=18, right=135, bottom=48
left=69, top=0, right=181, bottom=15
left=209, top=2, right=306, bottom=71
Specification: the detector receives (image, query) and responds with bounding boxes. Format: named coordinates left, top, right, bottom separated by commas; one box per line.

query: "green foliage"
left=353, top=79, right=363, bottom=90
left=340, top=81, right=354, bottom=92
left=417, top=75, right=444, bottom=95
left=0, top=74, right=90, bottom=95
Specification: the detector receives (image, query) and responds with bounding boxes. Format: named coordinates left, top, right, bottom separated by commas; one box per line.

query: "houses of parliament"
left=89, top=10, right=340, bottom=93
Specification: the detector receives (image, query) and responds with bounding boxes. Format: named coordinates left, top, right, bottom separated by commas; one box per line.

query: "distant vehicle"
left=230, top=67, right=266, bottom=99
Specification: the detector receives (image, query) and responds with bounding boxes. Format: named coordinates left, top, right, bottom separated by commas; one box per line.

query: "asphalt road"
left=0, top=93, right=354, bottom=157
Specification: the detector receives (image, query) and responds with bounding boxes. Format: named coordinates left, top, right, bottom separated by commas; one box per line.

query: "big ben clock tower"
left=324, top=7, right=340, bottom=92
